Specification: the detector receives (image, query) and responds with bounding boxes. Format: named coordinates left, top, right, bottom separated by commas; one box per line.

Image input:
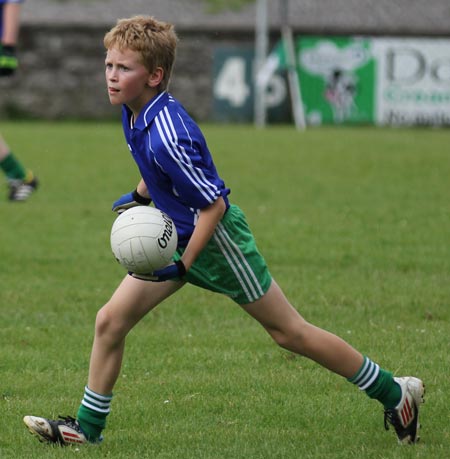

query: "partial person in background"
left=0, top=0, right=38, bottom=201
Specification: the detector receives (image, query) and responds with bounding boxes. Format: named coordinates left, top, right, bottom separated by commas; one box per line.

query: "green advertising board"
left=297, top=37, right=376, bottom=125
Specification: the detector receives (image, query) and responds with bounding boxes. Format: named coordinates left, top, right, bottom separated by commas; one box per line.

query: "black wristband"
left=175, top=259, right=187, bottom=278
left=132, top=189, right=152, bottom=205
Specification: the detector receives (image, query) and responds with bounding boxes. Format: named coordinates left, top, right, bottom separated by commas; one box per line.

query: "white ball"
left=110, top=206, right=178, bottom=274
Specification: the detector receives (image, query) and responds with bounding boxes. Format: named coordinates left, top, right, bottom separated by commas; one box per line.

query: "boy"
left=0, top=0, right=38, bottom=201
left=23, top=16, right=424, bottom=447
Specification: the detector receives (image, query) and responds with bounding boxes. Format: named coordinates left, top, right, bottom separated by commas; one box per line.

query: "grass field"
left=1, top=122, right=449, bottom=458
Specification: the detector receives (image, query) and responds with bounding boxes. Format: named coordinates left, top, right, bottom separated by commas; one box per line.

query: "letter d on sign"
left=386, top=48, right=426, bottom=85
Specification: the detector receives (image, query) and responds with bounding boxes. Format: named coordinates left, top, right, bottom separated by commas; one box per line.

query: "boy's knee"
left=270, top=322, right=310, bottom=354
left=95, top=305, right=125, bottom=339
left=95, top=307, right=111, bottom=336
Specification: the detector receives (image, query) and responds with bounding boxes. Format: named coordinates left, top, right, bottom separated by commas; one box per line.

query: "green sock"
left=348, top=356, right=401, bottom=409
left=77, top=386, right=112, bottom=441
left=365, top=368, right=401, bottom=409
left=77, top=405, right=106, bottom=440
left=0, top=152, right=26, bottom=180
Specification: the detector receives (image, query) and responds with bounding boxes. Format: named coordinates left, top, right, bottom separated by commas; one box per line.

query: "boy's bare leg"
left=0, top=134, right=10, bottom=160
left=2, top=3, right=21, bottom=45
left=241, top=279, right=363, bottom=378
left=88, top=275, right=185, bottom=395
left=241, top=279, right=424, bottom=444
left=22, top=277, right=185, bottom=444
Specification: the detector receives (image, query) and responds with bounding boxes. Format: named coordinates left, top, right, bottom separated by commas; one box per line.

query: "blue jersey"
left=0, top=0, right=23, bottom=39
left=122, top=92, right=230, bottom=247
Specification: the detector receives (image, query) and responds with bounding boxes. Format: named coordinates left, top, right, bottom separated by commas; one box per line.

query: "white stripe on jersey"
left=154, top=107, right=218, bottom=204
left=177, top=113, right=194, bottom=149
left=142, top=92, right=167, bottom=125
left=160, top=106, right=218, bottom=200
left=172, top=109, right=219, bottom=198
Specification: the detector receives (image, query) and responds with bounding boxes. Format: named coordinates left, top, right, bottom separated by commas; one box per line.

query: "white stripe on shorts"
left=214, top=222, right=265, bottom=303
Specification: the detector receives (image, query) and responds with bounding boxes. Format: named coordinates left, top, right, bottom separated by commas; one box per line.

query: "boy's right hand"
left=112, top=189, right=151, bottom=213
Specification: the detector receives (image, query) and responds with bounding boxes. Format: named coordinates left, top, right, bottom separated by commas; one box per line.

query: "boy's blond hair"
left=104, top=15, right=178, bottom=91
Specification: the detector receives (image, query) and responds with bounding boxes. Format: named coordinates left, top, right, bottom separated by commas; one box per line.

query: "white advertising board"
left=373, top=38, right=450, bottom=126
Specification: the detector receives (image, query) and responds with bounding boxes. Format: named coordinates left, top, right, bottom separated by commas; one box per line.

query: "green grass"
left=1, top=122, right=449, bottom=458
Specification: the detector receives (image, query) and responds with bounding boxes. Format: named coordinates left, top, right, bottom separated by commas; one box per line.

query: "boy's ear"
left=147, top=67, right=164, bottom=88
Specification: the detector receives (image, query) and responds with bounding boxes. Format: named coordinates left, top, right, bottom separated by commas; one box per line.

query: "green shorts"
left=175, top=205, right=272, bottom=305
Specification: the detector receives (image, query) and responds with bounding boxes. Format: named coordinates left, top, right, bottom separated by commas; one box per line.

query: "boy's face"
left=105, top=47, right=157, bottom=116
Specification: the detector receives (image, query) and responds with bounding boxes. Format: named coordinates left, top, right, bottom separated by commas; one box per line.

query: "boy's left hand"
left=129, top=260, right=186, bottom=282
left=112, top=189, right=151, bottom=213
